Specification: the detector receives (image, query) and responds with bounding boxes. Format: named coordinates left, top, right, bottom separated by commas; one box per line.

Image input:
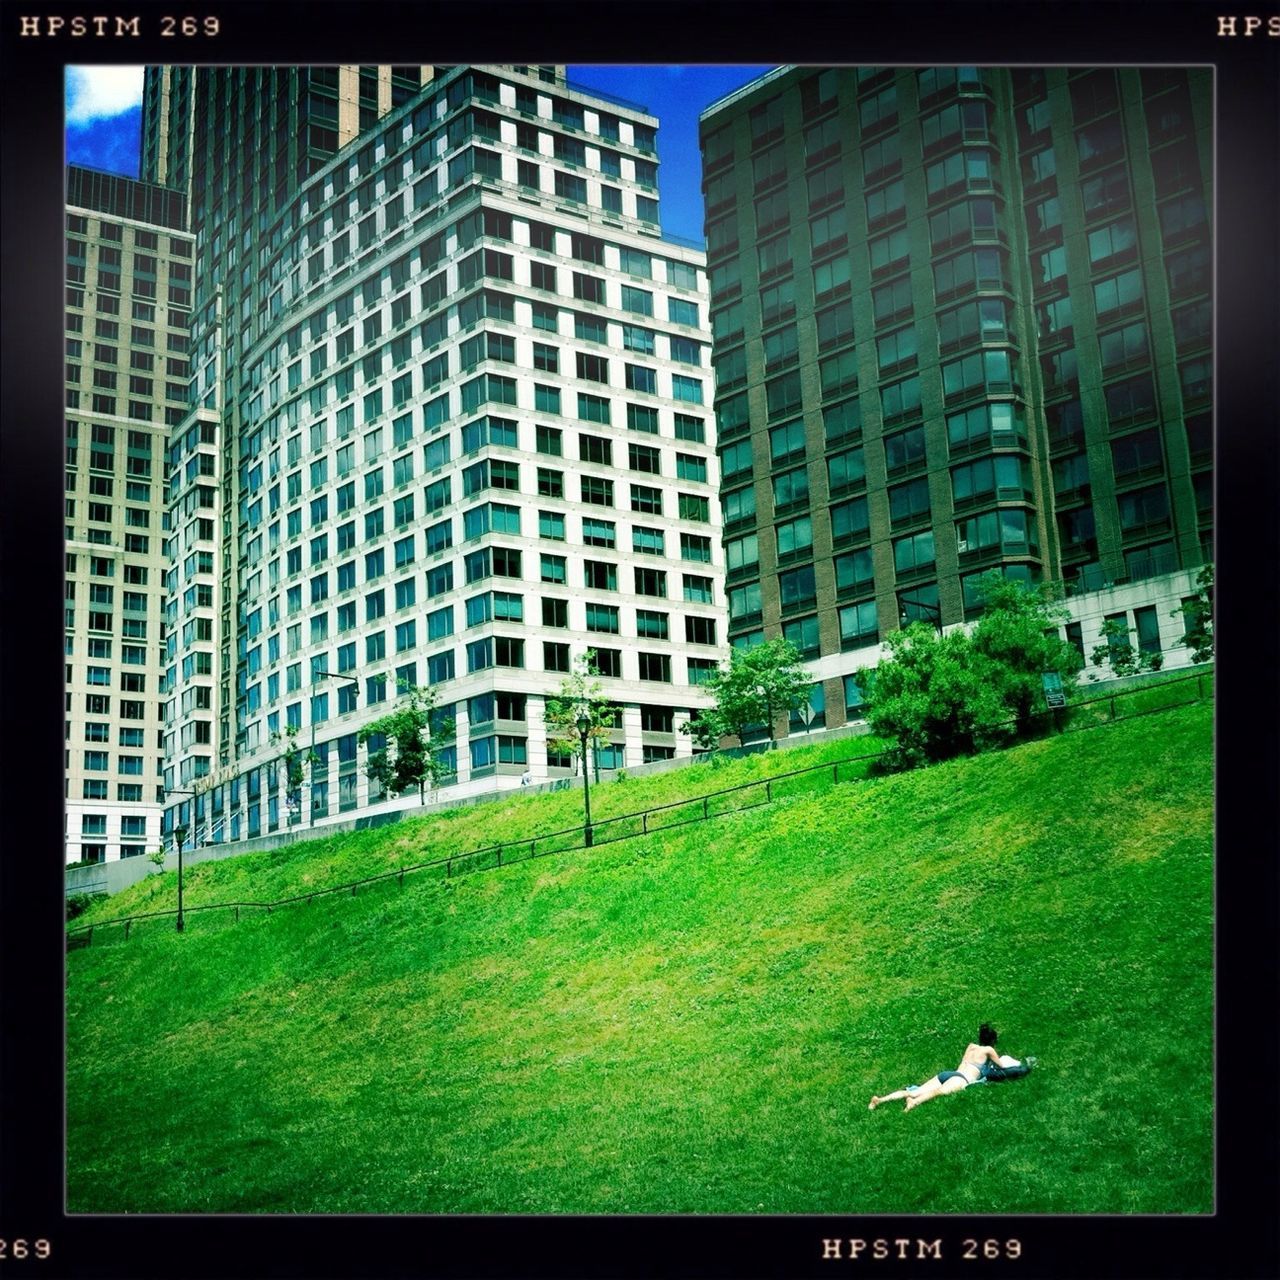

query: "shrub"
left=860, top=574, right=1083, bottom=769
left=66, top=892, right=107, bottom=922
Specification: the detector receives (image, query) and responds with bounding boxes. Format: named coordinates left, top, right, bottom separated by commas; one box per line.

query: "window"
left=814, top=252, right=853, bottom=297
left=681, top=533, right=712, bottom=563
left=956, top=508, right=1037, bottom=555
left=633, top=525, right=666, bottom=555
left=1111, top=428, right=1163, bottom=482
left=630, top=484, right=662, bottom=514
left=625, top=364, right=656, bottom=394
left=830, top=496, right=870, bottom=543
left=666, top=331, right=704, bottom=371
left=776, top=515, right=814, bottom=558
left=586, top=602, right=620, bottom=633
left=1117, top=484, right=1170, bottom=532
left=581, top=517, right=615, bottom=548
left=629, top=442, right=660, bottom=474
left=1098, top=321, right=1150, bottom=373
left=726, top=533, right=759, bottom=572
left=893, top=529, right=936, bottom=573
left=584, top=560, right=618, bottom=591
left=884, top=425, right=926, bottom=472
left=1088, top=217, right=1138, bottom=268
left=544, top=641, right=571, bottom=673
left=628, top=404, right=659, bottom=434
left=578, top=393, right=611, bottom=424
left=889, top=476, right=932, bottom=525
left=638, top=653, right=672, bottom=683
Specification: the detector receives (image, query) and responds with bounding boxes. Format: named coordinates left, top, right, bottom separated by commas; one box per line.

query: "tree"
left=269, top=724, right=307, bottom=826
left=860, top=573, right=1083, bottom=769
left=1090, top=617, right=1161, bottom=678
left=859, top=624, right=1012, bottom=770
left=544, top=651, right=616, bottom=777
left=684, top=636, right=811, bottom=749
left=358, top=682, right=454, bottom=804
left=969, top=572, right=1084, bottom=732
left=1172, top=563, right=1214, bottom=663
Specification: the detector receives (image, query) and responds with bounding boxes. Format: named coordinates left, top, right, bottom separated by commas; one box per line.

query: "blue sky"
left=65, top=65, right=773, bottom=242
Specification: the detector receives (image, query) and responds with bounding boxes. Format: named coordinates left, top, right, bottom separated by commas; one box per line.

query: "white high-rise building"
left=64, top=166, right=194, bottom=864
left=150, top=66, right=728, bottom=845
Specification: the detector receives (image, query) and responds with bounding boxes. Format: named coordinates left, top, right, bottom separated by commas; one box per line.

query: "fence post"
left=766, top=780, right=772, bottom=802
left=643, top=812, right=648, bottom=835
left=703, top=796, right=709, bottom=819
left=1197, top=672, right=1203, bottom=700
left=497, top=846, right=502, bottom=868
left=124, top=920, right=131, bottom=941
left=399, top=869, right=404, bottom=889
left=833, top=762, right=839, bottom=784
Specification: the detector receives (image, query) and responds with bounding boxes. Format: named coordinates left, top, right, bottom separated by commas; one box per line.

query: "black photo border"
left=2, top=2, right=1276, bottom=1277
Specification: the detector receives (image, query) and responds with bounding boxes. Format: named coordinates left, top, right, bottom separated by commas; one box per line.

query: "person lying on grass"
left=868, top=1023, right=1037, bottom=1113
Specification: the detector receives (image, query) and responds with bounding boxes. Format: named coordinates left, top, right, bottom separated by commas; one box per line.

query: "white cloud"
left=66, top=66, right=145, bottom=127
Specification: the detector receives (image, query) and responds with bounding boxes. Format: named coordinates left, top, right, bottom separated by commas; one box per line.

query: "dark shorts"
left=937, top=1070, right=968, bottom=1085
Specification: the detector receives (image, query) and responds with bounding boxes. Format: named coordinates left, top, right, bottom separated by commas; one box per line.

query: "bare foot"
left=869, top=1096, right=880, bottom=1111
left=904, top=1096, right=918, bottom=1112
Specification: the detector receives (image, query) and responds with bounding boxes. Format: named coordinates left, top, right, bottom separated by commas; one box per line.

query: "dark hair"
left=978, top=1023, right=999, bottom=1046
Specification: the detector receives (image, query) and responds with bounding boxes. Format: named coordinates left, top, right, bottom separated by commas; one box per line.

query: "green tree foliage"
left=861, top=573, right=1083, bottom=769
left=358, top=684, right=454, bottom=804
left=970, top=573, right=1084, bottom=731
left=1090, top=617, right=1162, bottom=678
left=270, top=725, right=306, bottom=825
left=544, top=651, right=616, bottom=774
left=1172, top=564, right=1214, bottom=663
left=684, top=636, right=811, bottom=748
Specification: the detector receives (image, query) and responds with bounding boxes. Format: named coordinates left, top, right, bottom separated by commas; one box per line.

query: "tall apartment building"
left=699, top=67, right=1212, bottom=728
left=147, top=66, right=723, bottom=846
left=64, top=166, right=194, bottom=864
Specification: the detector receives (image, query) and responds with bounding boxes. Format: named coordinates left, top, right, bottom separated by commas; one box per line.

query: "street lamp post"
left=310, top=668, right=360, bottom=828
left=166, top=788, right=194, bottom=932
left=899, top=596, right=944, bottom=635
left=576, top=709, right=594, bottom=847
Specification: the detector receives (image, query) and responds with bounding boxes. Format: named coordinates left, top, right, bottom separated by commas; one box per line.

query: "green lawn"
left=66, top=699, right=1213, bottom=1214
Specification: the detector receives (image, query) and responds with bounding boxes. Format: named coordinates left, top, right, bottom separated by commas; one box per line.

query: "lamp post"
left=310, top=668, right=359, bottom=828
left=576, top=709, right=594, bottom=847
left=166, top=788, right=194, bottom=932
left=899, top=596, right=943, bottom=635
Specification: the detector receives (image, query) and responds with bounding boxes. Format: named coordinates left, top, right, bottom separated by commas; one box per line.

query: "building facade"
left=64, top=167, right=193, bottom=863
left=699, top=67, right=1211, bottom=726
left=147, top=66, right=725, bottom=846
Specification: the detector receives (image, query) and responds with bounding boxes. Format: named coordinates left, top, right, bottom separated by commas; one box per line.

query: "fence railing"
left=67, top=670, right=1212, bottom=948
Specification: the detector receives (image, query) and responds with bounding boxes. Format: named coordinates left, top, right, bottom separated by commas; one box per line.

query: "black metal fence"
left=67, top=670, right=1212, bottom=949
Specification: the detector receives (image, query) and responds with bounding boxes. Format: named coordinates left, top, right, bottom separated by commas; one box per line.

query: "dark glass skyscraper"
left=700, top=66, right=1211, bottom=728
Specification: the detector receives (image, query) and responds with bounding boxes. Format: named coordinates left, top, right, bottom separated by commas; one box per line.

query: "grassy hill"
left=66, top=698, right=1213, bottom=1214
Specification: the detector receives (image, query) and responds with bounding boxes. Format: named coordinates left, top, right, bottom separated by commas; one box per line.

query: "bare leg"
left=870, top=1073, right=944, bottom=1110
left=905, top=1075, right=969, bottom=1111
left=869, top=1087, right=914, bottom=1110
